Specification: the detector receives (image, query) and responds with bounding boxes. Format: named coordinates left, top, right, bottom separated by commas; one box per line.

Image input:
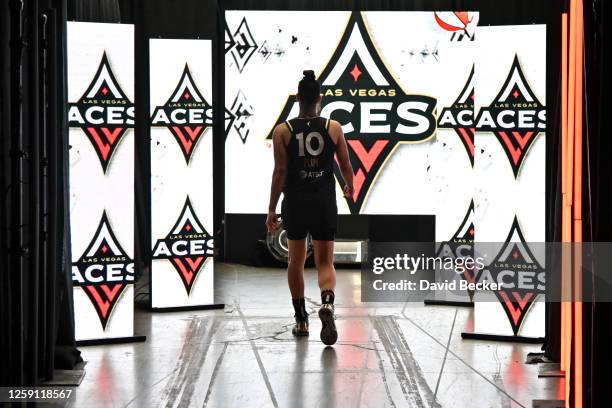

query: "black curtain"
left=1, top=0, right=81, bottom=387
left=67, top=0, right=121, bottom=22
left=583, top=1, right=612, bottom=407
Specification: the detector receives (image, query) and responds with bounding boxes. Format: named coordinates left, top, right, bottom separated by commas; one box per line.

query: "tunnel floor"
left=73, top=263, right=562, bottom=407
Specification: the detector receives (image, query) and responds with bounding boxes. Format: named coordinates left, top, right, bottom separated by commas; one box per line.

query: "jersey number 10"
left=296, top=132, right=324, bottom=157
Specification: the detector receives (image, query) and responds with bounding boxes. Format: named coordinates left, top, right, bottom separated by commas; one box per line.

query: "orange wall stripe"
left=573, top=0, right=584, bottom=406
left=560, top=12, right=570, bottom=380
left=565, top=0, right=576, bottom=408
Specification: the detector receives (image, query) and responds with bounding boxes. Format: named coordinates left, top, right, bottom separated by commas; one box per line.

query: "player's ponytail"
left=298, top=70, right=320, bottom=105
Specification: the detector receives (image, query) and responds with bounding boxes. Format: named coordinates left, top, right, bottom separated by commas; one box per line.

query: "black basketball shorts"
left=281, top=193, right=337, bottom=241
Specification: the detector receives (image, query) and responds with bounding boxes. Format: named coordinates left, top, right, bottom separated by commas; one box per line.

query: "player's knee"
left=289, top=252, right=307, bottom=265
left=314, top=254, right=333, bottom=270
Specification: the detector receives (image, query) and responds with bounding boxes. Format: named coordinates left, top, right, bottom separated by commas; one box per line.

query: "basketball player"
left=266, top=70, right=354, bottom=346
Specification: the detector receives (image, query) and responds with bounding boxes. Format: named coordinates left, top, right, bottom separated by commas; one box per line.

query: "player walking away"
left=266, top=70, right=354, bottom=346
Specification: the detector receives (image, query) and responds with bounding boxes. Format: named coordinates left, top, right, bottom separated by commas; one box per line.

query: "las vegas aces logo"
left=481, top=218, right=545, bottom=335
left=68, top=52, right=134, bottom=173
left=438, top=65, right=475, bottom=166
left=151, top=64, right=213, bottom=163
left=475, top=55, right=546, bottom=177
left=72, top=212, right=134, bottom=330
left=435, top=200, right=476, bottom=298
left=152, top=197, right=214, bottom=295
left=268, top=12, right=436, bottom=214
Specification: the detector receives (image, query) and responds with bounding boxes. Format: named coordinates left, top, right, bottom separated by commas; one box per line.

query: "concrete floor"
left=72, top=263, right=562, bottom=408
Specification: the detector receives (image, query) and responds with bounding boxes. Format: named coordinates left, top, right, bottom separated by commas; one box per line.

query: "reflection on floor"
left=73, top=263, right=562, bottom=408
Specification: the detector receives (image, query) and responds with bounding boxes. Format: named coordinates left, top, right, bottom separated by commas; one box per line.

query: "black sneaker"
left=292, top=317, right=309, bottom=336
left=318, top=303, right=337, bottom=345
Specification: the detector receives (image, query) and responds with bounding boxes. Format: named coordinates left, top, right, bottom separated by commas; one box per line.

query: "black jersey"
left=283, top=117, right=336, bottom=195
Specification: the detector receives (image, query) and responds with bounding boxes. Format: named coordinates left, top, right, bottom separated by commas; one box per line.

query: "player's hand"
left=266, top=211, right=279, bottom=232
left=343, top=184, right=354, bottom=199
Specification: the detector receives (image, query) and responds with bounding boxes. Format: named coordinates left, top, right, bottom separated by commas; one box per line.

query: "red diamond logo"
left=102, top=87, right=108, bottom=96
left=349, top=64, right=362, bottom=82
left=513, top=90, right=519, bottom=98
left=184, top=92, right=190, bottom=100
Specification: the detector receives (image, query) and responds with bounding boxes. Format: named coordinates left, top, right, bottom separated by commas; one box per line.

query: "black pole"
left=9, top=0, right=25, bottom=387
left=0, top=0, right=11, bottom=388
left=25, top=0, right=41, bottom=385
left=215, top=0, right=226, bottom=260
left=57, top=0, right=78, bottom=356
left=45, top=6, right=59, bottom=382
left=38, top=9, right=49, bottom=381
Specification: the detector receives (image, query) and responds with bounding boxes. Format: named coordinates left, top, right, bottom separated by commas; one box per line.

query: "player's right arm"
left=266, top=123, right=289, bottom=232
left=329, top=120, right=354, bottom=199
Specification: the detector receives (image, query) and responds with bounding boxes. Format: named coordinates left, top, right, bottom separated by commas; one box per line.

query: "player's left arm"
left=266, top=124, right=289, bottom=232
left=329, top=120, right=354, bottom=199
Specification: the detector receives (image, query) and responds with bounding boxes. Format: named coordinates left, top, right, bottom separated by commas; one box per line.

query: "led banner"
left=67, top=22, right=135, bottom=341
left=429, top=23, right=476, bottom=302
left=472, top=25, right=546, bottom=338
left=225, top=11, right=476, bottom=221
left=149, top=39, right=215, bottom=309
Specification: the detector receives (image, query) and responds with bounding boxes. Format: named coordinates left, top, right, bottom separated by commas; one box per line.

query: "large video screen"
left=224, top=11, right=476, bottom=238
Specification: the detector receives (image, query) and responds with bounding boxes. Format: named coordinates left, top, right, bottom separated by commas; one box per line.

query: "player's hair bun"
left=298, top=70, right=320, bottom=105
left=302, top=70, right=316, bottom=81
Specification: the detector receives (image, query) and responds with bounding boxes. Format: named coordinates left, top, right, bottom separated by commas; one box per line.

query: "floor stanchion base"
left=149, top=303, right=226, bottom=313
left=76, top=335, right=147, bottom=346
left=461, top=331, right=544, bottom=344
